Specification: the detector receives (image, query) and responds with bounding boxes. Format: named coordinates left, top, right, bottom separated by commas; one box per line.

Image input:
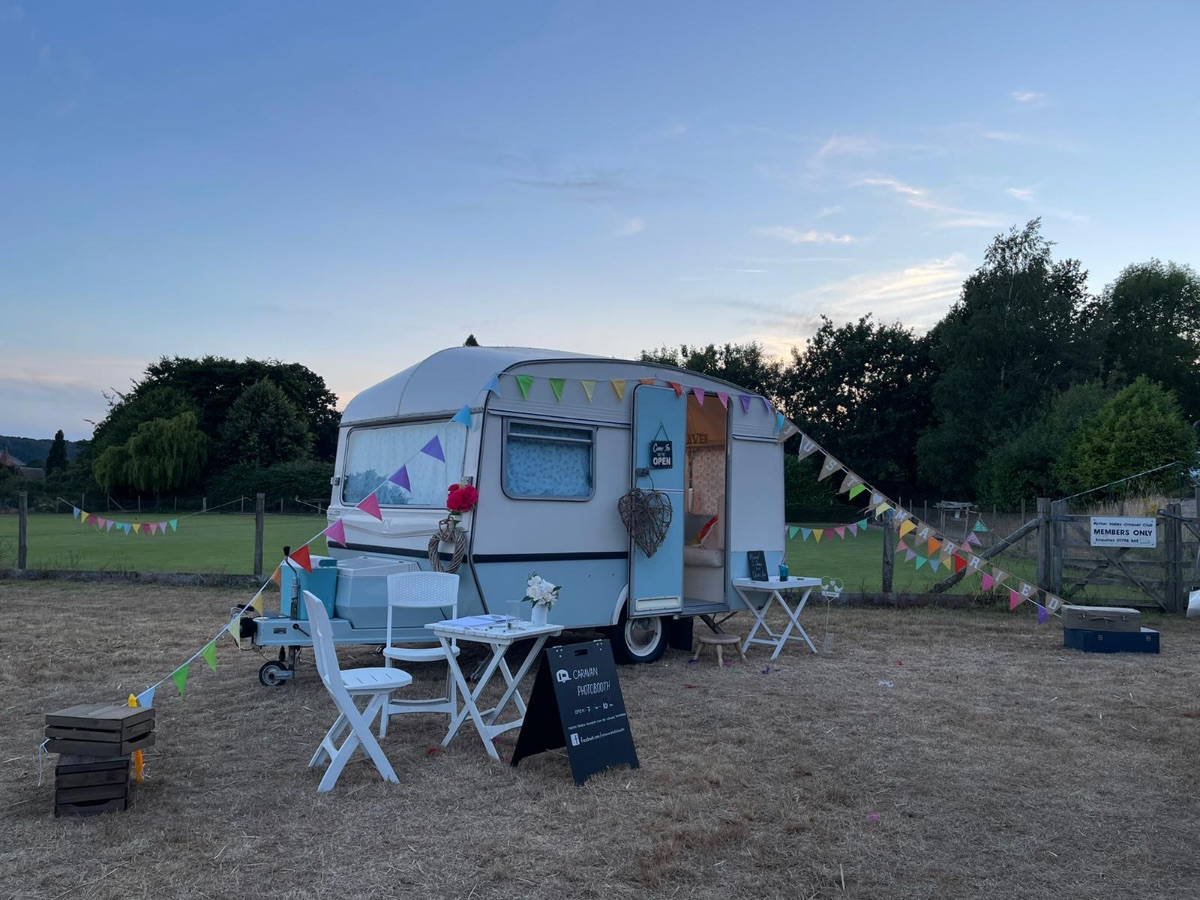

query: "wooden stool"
left=692, top=633, right=745, bottom=666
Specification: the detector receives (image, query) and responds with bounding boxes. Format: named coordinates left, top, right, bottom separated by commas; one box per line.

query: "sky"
left=3, top=2, right=1199, bottom=441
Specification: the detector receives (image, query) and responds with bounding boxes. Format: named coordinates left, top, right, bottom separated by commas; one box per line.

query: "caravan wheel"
left=611, top=611, right=667, bottom=664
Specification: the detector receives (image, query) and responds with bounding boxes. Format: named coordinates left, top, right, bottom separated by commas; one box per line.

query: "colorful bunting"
left=667, top=381, right=684, bottom=397
left=818, top=455, right=840, bottom=480
left=973, top=518, right=989, bottom=533
left=388, top=466, right=411, bottom=492
left=451, top=405, right=473, bottom=428
left=980, top=573, right=994, bottom=591
left=639, top=378, right=656, bottom=386
left=898, top=519, right=915, bottom=538
left=172, top=664, right=190, bottom=696
left=135, top=685, right=155, bottom=708
left=739, top=395, right=752, bottom=414
left=915, top=556, right=927, bottom=570
left=848, top=523, right=858, bottom=537
left=927, top=538, right=942, bottom=554
left=73, top=507, right=80, bottom=519
left=289, top=545, right=313, bottom=574
left=581, top=380, right=596, bottom=402
left=356, top=493, right=383, bottom=520
left=835, top=526, right=845, bottom=539
left=420, top=436, right=445, bottom=462
left=839, top=472, right=861, bottom=494
left=813, top=529, right=824, bottom=542
left=549, top=378, right=565, bottom=401
left=270, top=566, right=281, bottom=587
left=1019, top=582, right=1036, bottom=598
left=801, top=528, right=812, bottom=541
left=1009, top=590, right=1021, bottom=611
left=201, top=641, right=218, bottom=672
left=1037, top=605, right=1049, bottom=624
left=848, top=483, right=867, bottom=500
left=516, top=375, right=533, bottom=399
left=1043, top=593, right=1063, bottom=612
left=484, top=375, right=501, bottom=396
left=797, top=435, right=819, bottom=460
left=324, top=518, right=347, bottom=546
left=716, top=391, right=730, bottom=409
left=788, top=526, right=800, bottom=539
left=611, top=379, right=626, bottom=401
left=953, top=555, right=967, bottom=573
left=905, top=548, right=916, bottom=562
left=929, top=557, right=941, bottom=572
left=692, top=387, right=705, bottom=405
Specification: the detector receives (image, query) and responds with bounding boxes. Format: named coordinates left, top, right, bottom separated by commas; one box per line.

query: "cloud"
left=616, top=217, right=646, bottom=237
left=815, top=134, right=883, bottom=159
left=817, top=205, right=842, bottom=218
left=1007, top=186, right=1036, bottom=202
left=1012, top=90, right=1048, bottom=107
left=756, top=226, right=856, bottom=245
left=853, top=175, right=927, bottom=199
left=727, top=254, right=971, bottom=356
left=854, top=173, right=1006, bottom=228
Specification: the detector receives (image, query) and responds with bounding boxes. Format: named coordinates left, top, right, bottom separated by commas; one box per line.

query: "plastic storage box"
left=279, top=556, right=339, bottom=620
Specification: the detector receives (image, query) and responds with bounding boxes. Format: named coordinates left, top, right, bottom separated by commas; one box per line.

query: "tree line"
left=7, top=218, right=1197, bottom=512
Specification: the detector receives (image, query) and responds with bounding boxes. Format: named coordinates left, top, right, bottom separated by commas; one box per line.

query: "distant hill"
left=0, top=436, right=80, bottom=466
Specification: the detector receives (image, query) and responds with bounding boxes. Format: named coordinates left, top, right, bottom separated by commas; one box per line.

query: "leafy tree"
left=1058, top=377, right=1197, bottom=495
left=918, top=220, right=1090, bottom=496
left=463, top=334, right=480, bottom=347
left=781, top=315, right=935, bottom=490
left=45, top=430, right=69, bottom=474
left=93, top=413, right=208, bottom=494
left=1086, top=260, right=1200, bottom=421
left=639, top=342, right=786, bottom=409
left=220, top=379, right=313, bottom=468
left=974, top=381, right=1114, bottom=506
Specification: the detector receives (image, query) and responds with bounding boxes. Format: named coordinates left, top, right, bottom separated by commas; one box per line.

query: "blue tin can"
left=778, top=564, right=789, bottom=581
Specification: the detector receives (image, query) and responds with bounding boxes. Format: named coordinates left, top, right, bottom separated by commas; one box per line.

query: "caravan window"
left=342, top=422, right=468, bottom=507
left=503, top=420, right=594, bottom=500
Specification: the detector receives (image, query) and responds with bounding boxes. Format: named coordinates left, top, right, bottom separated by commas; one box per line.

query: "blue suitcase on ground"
left=1063, top=627, right=1160, bottom=654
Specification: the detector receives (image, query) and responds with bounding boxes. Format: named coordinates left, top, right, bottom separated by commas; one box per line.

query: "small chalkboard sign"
left=650, top=439, right=673, bottom=469
left=747, top=549, right=769, bottom=582
left=511, top=640, right=639, bottom=785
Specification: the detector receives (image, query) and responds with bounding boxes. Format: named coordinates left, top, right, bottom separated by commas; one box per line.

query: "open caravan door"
left=618, top=384, right=687, bottom=662
left=727, top=418, right=788, bottom=584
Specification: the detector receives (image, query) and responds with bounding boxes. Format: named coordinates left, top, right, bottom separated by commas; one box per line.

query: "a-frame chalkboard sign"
left=511, top=640, right=639, bottom=785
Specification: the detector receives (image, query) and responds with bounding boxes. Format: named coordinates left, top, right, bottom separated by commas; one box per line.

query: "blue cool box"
left=278, top=557, right=338, bottom=620
left=1063, top=627, right=1160, bottom=654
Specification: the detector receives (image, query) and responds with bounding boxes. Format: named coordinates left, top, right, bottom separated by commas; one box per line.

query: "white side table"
left=732, top=576, right=822, bottom=660
left=430, top=616, right=563, bottom=760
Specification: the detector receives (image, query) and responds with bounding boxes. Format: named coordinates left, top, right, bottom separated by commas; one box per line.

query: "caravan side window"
left=503, top=421, right=594, bottom=500
left=342, top=422, right=467, bottom=507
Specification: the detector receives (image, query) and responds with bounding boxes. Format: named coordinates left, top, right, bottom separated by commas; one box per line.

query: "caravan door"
left=628, top=384, right=686, bottom=617
left=727, top=433, right=786, bottom=582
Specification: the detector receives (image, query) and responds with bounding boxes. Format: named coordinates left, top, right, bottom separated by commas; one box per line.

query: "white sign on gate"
left=1089, top=516, right=1157, bottom=548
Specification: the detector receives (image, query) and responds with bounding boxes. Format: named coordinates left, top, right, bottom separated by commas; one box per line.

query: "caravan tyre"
left=611, top=612, right=667, bottom=664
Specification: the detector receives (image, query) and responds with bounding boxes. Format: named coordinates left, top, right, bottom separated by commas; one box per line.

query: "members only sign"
left=1089, top=517, right=1157, bottom=548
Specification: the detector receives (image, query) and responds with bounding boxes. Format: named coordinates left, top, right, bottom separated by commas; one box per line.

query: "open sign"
left=649, top=440, right=673, bottom=469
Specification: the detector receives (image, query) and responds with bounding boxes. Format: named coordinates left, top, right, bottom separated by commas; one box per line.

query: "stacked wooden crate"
left=45, top=703, right=155, bottom=816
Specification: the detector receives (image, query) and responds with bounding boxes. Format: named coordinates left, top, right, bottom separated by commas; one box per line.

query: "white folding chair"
left=381, top=571, right=460, bottom=737
left=302, top=590, right=412, bottom=792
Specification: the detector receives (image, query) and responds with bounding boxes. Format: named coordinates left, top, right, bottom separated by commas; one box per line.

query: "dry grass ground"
left=2, top=582, right=1199, bottom=900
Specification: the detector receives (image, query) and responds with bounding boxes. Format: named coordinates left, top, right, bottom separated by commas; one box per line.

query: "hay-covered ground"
left=2, top=582, right=1198, bottom=900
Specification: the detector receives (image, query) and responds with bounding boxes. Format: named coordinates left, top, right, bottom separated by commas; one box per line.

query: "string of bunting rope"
left=787, top=519, right=874, bottom=543
left=795, top=431, right=1062, bottom=623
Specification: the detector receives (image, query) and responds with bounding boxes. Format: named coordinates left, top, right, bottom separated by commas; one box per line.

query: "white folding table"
left=430, top=616, right=563, bottom=760
left=732, top=576, right=822, bottom=660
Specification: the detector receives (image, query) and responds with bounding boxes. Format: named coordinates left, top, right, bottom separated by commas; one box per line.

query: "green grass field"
left=0, top=511, right=1062, bottom=600
left=0, top=513, right=327, bottom=574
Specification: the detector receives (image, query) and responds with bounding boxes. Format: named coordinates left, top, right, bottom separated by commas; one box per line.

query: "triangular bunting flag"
left=666, top=381, right=684, bottom=398
left=927, top=538, right=942, bottom=554
left=898, top=520, right=915, bottom=538
left=135, top=686, right=155, bottom=708
left=451, top=405, right=473, bottom=428
left=848, top=483, right=867, bottom=500
left=289, top=544, right=313, bottom=574
left=158, top=520, right=168, bottom=533
left=324, top=518, right=347, bottom=546
left=848, top=523, right=858, bottom=536
left=169, top=519, right=178, bottom=532
left=801, top=528, right=812, bottom=541
left=73, top=507, right=80, bottom=519
left=484, top=375, right=501, bottom=396
left=968, top=555, right=983, bottom=571
left=132, top=523, right=141, bottom=534
left=580, top=380, right=596, bottom=402
left=106, top=520, right=115, bottom=532
left=929, top=557, right=941, bottom=572
left=549, top=378, right=565, bottom=402
left=941, top=541, right=956, bottom=557
left=716, top=391, right=729, bottom=409
left=915, top=556, right=927, bottom=570
left=86, top=515, right=96, bottom=527
left=966, top=533, right=982, bottom=546
left=356, top=493, right=383, bottom=520
left=270, top=566, right=281, bottom=587
left=388, top=466, right=411, bottom=492
left=917, top=526, right=930, bottom=540
left=1037, top=605, right=1049, bottom=625
left=123, top=523, right=131, bottom=535
left=797, top=434, right=819, bottom=460
left=1009, top=590, right=1021, bottom=611
left=981, top=573, right=994, bottom=591
left=774, top=412, right=786, bottom=434
left=835, top=526, right=845, bottom=539
left=1019, top=581, right=1036, bottom=598
left=893, top=509, right=910, bottom=523
left=788, top=526, right=800, bottom=539
left=953, top=555, right=967, bottom=573
left=839, top=472, right=861, bottom=494
left=611, top=379, right=626, bottom=401
left=639, top=378, right=656, bottom=386
left=874, top=503, right=892, bottom=518
left=692, top=387, right=705, bottom=405
left=739, top=395, right=752, bottom=414
left=172, top=663, right=190, bottom=696
left=973, top=518, right=989, bottom=533
left=148, top=523, right=158, bottom=535
left=420, top=436, right=445, bottom=462
left=905, top=548, right=916, bottom=562
left=1044, top=593, right=1063, bottom=613
left=857, top=518, right=868, bottom=530
left=251, top=595, right=265, bottom=614
left=813, top=529, right=824, bottom=542
left=516, top=375, right=533, bottom=400
left=201, top=641, right=218, bottom=672
left=992, top=567, right=1008, bottom=584
left=817, top=455, right=840, bottom=480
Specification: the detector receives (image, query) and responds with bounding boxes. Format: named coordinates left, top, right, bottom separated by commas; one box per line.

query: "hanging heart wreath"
left=617, top=488, right=673, bottom=558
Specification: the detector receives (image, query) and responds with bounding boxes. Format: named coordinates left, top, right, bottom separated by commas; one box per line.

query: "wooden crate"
left=53, top=755, right=132, bottom=817
left=45, top=703, right=155, bottom=758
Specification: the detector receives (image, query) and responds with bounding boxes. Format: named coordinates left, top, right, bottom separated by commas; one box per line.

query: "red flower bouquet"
left=446, top=483, right=479, bottom=523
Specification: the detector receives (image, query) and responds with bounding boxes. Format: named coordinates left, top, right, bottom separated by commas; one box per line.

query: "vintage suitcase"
left=1063, top=627, right=1160, bottom=654
left=1061, top=604, right=1141, bottom=633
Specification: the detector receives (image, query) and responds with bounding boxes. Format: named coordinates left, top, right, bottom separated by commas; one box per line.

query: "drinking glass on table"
left=506, top=599, right=523, bottom=630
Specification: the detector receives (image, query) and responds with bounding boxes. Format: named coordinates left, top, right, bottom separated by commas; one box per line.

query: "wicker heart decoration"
left=617, top=488, right=673, bottom=558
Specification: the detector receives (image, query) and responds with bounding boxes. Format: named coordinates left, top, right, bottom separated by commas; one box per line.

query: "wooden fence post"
left=881, top=510, right=895, bottom=593
left=18, top=491, right=28, bottom=571
left=1165, top=502, right=1182, bottom=613
left=254, top=493, right=265, bottom=579
left=1036, top=498, right=1051, bottom=590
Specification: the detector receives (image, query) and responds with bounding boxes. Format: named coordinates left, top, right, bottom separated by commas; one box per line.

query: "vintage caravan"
left=249, top=346, right=794, bottom=682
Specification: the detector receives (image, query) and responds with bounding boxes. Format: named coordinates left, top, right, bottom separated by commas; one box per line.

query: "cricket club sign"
left=1089, top=517, right=1157, bottom=549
